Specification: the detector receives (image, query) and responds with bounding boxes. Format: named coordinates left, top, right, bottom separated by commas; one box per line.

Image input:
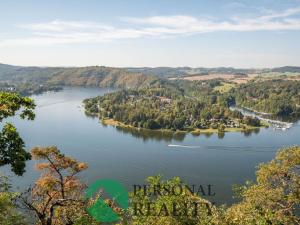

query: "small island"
left=0, top=82, right=62, bottom=96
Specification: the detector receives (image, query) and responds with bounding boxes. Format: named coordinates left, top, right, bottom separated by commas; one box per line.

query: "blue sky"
left=1, top=0, right=300, bottom=68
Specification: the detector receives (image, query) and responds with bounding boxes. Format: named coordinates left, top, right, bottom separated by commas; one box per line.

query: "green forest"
left=84, top=79, right=300, bottom=132
left=0, top=64, right=159, bottom=89
left=233, top=80, right=300, bottom=118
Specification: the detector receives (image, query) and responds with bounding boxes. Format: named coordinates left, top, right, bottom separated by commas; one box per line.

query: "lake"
left=2, top=87, right=300, bottom=205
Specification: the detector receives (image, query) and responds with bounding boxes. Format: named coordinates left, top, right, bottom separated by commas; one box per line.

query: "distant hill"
left=46, top=66, right=159, bottom=88
left=125, top=67, right=256, bottom=78
left=0, top=63, right=64, bottom=83
left=0, top=64, right=159, bottom=88
left=1, top=63, right=299, bottom=88
left=271, top=66, right=300, bottom=73
left=125, top=67, right=192, bottom=78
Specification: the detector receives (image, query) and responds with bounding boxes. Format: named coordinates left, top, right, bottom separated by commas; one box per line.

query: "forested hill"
left=46, top=66, right=159, bottom=88
left=1, top=63, right=300, bottom=88
left=125, top=67, right=253, bottom=78
left=0, top=63, right=159, bottom=88
left=125, top=66, right=300, bottom=78
left=0, top=63, right=64, bottom=83
left=271, top=66, right=300, bottom=73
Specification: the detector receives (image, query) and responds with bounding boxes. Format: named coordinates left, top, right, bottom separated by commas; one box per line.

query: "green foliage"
left=0, top=92, right=35, bottom=121
left=0, top=64, right=160, bottom=90
left=0, top=82, right=62, bottom=96
left=213, top=82, right=235, bottom=93
left=47, top=66, right=160, bottom=88
left=243, top=116, right=261, bottom=127
left=0, top=92, right=35, bottom=175
left=0, top=175, right=27, bottom=225
left=126, top=146, right=300, bottom=225
left=84, top=82, right=257, bottom=131
left=0, top=192, right=27, bottom=225
left=232, top=80, right=300, bottom=118
left=0, top=123, right=31, bottom=176
left=225, top=146, right=300, bottom=224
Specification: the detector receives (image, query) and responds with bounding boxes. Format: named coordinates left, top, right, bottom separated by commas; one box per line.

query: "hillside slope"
left=1, top=63, right=300, bottom=88
left=0, top=64, right=159, bottom=88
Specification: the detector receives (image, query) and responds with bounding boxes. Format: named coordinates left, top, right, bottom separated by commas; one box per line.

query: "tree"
left=0, top=92, right=35, bottom=175
left=226, top=146, right=300, bottom=224
left=19, top=146, right=94, bottom=225
left=0, top=175, right=27, bottom=225
left=276, top=103, right=294, bottom=117
left=172, top=116, right=186, bottom=130
left=218, top=124, right=225, bottom=133
left=145, top=119, right=160, bottom=129
left=127, top=147, right=300, bottom=225
left=243, top=116, right=260, bottom=127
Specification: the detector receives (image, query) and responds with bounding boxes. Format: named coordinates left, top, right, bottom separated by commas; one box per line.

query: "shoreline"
left=101, top=118, right=264, bottom=134
left=237, top=105, right=273, bottom=116
left=230, top=106, right=294, bottom=129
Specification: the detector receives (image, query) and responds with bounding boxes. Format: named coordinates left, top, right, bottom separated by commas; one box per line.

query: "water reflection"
left=241, top=128, right=261, bottom=137
left=115, top=126, right=186, bottom=142
left=218, top=132, right=225, bottom=139
left=112, top=125, right=261, bottom=141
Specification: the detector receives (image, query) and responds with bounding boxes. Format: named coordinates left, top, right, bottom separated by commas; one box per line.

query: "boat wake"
left=167, top=144, right=277, bottom=152
left=168, top=144, right=200, bottom=148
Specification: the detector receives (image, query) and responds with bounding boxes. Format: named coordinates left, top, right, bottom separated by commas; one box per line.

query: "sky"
left=0, top=0, right=300, bottom=68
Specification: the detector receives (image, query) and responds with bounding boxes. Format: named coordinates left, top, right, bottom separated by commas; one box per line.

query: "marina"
left=229, top=106, right=293, bottom=130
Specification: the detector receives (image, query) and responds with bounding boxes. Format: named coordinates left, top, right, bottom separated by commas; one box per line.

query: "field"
left=214, top=82, right=236, bottom=93
left=170, top=72, right=300, bottom=84
left=170, top=73, right=254, bottom=83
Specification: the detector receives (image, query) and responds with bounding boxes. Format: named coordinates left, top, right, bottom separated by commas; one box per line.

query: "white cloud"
left=259, top=7, right=300, bottom=20
left=18, top=20, right=115, bottom=32
left=1, top=7, right=300, bottom=47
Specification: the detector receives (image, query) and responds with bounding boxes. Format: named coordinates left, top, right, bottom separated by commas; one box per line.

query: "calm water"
left=2, top=87, right=300, bottom=205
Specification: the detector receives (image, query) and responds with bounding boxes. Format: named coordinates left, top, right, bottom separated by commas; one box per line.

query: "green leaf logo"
left=85, top=179, right=129, bottom=222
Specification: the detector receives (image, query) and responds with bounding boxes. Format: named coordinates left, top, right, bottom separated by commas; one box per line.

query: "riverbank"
left=191, top=125, right=262, bottom=135
left=101, top=118, right=264, bottom=134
